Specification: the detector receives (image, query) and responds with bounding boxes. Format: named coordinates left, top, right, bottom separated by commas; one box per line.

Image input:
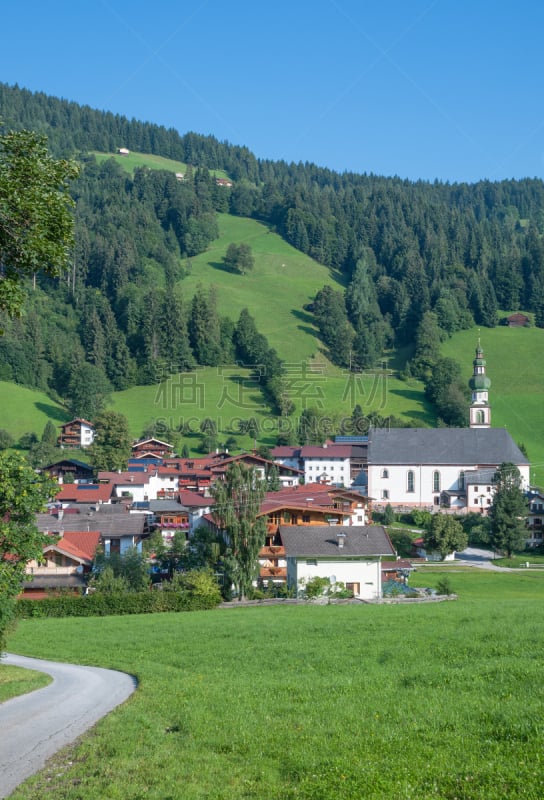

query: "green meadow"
left=5, top=569, right=544, bottom=799
left=0, top=382, right=68, bottom=440
left=92, top=151, right=231, bottom=181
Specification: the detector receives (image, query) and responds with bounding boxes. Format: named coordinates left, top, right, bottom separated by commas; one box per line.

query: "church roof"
left=367, top=427, right=529, bottom=466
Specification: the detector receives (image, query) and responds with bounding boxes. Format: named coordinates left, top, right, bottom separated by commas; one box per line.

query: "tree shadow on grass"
left=34, top=402, right=70, bottom=423
left=208, top=260, right=239, bottom=275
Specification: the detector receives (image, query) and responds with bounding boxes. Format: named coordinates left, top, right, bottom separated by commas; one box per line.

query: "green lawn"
left=5, top=570, right=544, bottom=799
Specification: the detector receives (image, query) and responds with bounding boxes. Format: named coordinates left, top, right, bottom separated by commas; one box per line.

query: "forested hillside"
left=1, top=81, right=544, bottom=438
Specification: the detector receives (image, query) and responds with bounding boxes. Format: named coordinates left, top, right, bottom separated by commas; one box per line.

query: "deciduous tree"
left=0, top=452, right=57, bottom=649
left=0, top=129, right=78, bottom=319
left=423, top=513, right=468, bottom=561
left=210, top=462, right=267, bottom=599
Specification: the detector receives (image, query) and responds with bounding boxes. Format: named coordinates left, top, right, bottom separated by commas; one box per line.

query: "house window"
left=302, top=513, right=310, bottom=523
left=459, top=471, right=465, bottom=490
left=382, top=489, right=389, bottom=500
left=382, top=469, right=389, bottom=479
left=407, top=470, right=415, bottom=493
left=283, top=512, right=291, bottom=523
left=433, top=471, right=441, bottom=493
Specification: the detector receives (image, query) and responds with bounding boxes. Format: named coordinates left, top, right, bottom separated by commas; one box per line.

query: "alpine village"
left=1, top=80, right=544, bottom=800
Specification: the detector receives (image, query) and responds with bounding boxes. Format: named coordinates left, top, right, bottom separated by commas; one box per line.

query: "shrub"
left=436, top=577, right=454, bottom=596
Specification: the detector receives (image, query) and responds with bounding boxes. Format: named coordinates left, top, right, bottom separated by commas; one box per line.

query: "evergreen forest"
left=1, top=81, right=544, bottom=438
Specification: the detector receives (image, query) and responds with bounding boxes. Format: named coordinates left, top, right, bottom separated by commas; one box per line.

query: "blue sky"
left=2, top=0, right=544, bottom=183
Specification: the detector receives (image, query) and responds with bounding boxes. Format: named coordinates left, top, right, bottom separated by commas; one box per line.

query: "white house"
left=299, top=444, right=352, bottom=486
left=280, top=524, right=395, bottom=600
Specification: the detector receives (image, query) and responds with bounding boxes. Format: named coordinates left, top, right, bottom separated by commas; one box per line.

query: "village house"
left=280, top=524, right=395, bottom=600
left=148, top=499, right=190, bottom=545
left=526, top=490, right=544, bottom=548
left=22, top=530, right=101, bottom=598
left=58, top=418, right=95, bottom=449
left=271, top=439, right=367, bottom=487
left=37, top=504, right=148, bottom=556
left=131, top=437, right=174, bottom=459
left=42, top=458, right=94, bottom=483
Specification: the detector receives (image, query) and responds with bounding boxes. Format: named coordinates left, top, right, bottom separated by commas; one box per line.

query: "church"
left=366, top=343, right=530, bottom=512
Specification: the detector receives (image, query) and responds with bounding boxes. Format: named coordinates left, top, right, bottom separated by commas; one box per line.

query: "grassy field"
left=5, top=569, right=544, bottom=799
left=181, top=213, right=341, bottom=364
left=0, top=382, right=68, bottom=440
left=92, top=151, right=231, bottom=181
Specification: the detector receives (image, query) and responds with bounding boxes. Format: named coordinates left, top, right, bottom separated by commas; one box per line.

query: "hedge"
left=16, top=590, right=220, bottom=619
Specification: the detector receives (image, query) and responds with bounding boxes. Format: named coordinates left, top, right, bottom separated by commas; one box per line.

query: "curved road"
left=0, top=653, right=136, bottom=799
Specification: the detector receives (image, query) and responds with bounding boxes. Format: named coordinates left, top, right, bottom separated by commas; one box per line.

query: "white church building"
left=367, top=343, right=530, bottom=512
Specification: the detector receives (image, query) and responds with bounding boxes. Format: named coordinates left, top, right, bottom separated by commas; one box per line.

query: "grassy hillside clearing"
left=181, top=213, right=341, bottom=364
left=0, top=382, right=68, bottom=440
left=92, top=150, right=231, bottom=181
left=6, top=569, right=544, bottom=799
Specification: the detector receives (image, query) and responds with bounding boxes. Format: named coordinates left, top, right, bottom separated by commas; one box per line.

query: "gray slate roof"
left=36, top=508, right=146, bottom=539
left=279, top=525, right=394, bottom=557
left=367, top=427, right=529, bottom=466
left=149, top=500, right=188, bottom=513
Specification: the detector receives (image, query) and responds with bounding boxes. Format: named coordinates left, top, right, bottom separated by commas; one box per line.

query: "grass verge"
left=5, top=569, right=544, bottom=799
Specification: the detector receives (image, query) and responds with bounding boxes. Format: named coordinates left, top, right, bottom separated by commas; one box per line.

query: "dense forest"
left=1, top=82, right=544, bottom=430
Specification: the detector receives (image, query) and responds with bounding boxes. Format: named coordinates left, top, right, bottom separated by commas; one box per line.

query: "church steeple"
left=469, top=338, right=491, bottom=428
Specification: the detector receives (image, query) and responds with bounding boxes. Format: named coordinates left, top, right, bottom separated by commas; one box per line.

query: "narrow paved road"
left=0, top=653, right=136, bottom=799
left=455, top=546, right=513, bottom=570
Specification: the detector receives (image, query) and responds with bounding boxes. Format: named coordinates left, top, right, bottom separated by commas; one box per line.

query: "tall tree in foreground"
left=488, top=463, right=528, bottom=558
left=210, top=462, right=267, bottom=599
left=0, top=453, right=57, bottom=650
left=0, top=129, right=78, bottom=319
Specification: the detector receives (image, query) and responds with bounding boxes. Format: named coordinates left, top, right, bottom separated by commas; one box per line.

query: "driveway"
left=0, top=653, right=136, bottom=799
left=455, top=546, right=511, bottom=570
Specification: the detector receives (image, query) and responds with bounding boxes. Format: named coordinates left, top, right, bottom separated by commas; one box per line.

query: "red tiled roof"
left=299, top=445, right=352, bottom=457
left=97, top=471, right=151, bottom=485
left=55, top=483, right=113, bottom=503
left=45, top=531, right=101, bottom=562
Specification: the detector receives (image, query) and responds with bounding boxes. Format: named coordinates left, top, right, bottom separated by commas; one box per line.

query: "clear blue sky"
left=2, top=0, right=544, bottom=183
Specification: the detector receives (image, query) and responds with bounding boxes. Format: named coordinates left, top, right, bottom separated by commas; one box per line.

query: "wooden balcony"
left=259, top=545, right=286, bottom=558
left=260, top=566, right=287, bottom=580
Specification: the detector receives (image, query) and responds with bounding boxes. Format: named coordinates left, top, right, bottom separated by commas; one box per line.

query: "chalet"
left=280, top=525, right=395, bottom=600
left=506, top=312, right=530, bottom=327
left=42, top=458, right=94, bottom=483
left=215, top=178, right=233, bottom=187
left=131, top=437, right=173, bottom=459
left=58, top=418, right=95, bottom=449
left=22, top=531, right=101, bottom=598
left=148, top=499, right=190, bottom=544
left=255, top=484, right=369, bottom=585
